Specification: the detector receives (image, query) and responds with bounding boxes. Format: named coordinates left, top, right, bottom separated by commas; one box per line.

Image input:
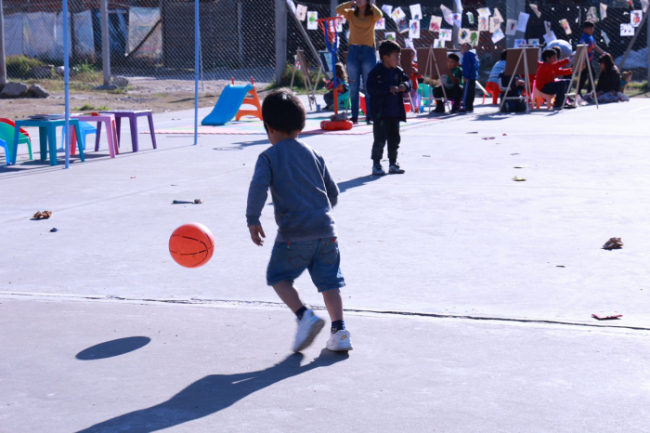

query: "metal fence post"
left=0, top=0, right=7, bottom=86
left=330, top=0, right=336, bottom=17
left=100, top=0, right=111, bottom=86
left=194, top=0, right=199, bottom=146
left=275, top=0, right=287, bottom=85
left=63, top=0, right=70, bottom=169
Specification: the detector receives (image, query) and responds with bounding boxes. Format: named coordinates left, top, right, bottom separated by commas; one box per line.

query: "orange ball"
left=169, top=223, right=215, bottom=268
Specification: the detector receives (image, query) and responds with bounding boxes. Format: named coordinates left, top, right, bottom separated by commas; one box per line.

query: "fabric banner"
left=73, top=10, right=96, bottom=58
left=5, top=14, right=24, bottom=56
left=24, top=12, right=58, bottom=59
left=128, top=7, right=162, bottom=60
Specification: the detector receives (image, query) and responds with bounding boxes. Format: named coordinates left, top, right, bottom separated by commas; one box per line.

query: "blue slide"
left=201, top=84, right=254, bottom=126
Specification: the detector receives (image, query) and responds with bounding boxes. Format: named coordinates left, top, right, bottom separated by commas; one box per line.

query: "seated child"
left=433, top=53, right=463, bottom=113
left=323, top=63, right=349, bottom=110
left=488, top=50, right=507, bottom=85
left=499, top=73, right=527, bottom=112
left=246, top=89, right=352, bottom=353
left=536, top=49, right=572, bottom=109
left=620, top=70, right=633, bottom=93
left=586, top=53, right=629, bottom=103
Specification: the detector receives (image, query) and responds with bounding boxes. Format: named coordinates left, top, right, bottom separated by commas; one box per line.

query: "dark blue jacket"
left=366, top=62, right=412, bottom=122
left=462, top=51, right=480, bottom=80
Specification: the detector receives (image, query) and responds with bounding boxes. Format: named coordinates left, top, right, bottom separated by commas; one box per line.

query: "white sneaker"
left=326, top=329, right=353, bottom=352
left=292, top=310, right=325, bottom=352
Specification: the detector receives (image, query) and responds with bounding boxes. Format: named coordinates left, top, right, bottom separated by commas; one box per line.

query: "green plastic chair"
left=0, top=122, right=32, bottom=164
left=418, top=84, right=432, bottom=106
left=337, top=90, right=351, bottom=111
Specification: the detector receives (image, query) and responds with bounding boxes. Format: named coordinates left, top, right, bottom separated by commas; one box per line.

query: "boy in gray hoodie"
left=246, top=89, right=352, bottom=353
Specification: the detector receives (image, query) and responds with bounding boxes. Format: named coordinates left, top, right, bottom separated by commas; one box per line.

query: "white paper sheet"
left=440, top=28, right=452, bottom=41
left=620, top=23, right=634, bottom=36
left=382, top=5, right=393, bottom=16
left=515, top=12, right=529, bottom=32
left=600, top=3, right=607, bottom=20
left=391, top=6, right=406, bottom=22
left=429, top=16, right=442, bottom=32
left=410, top=4, right=423, bottom=20
left=505, top=19, right=518, bottom=35
left=452, top=13, right=462, bottom=28
left=385, top=32, right=396, bottom=41
left=296, top=4, right=307, bottom=21
left=631, top=10, right=643, bottom=28
left=307, top=11, right=318, bottom=30
left=478, top=15, right=489, bottom=32
left=375, top=18, right=385, bottom=30
left=409, top=20, right=421, bottom=39
left=477, top=8, right=491, bottom=17
left=543, top=31, right=557, bottom=45
left=530, top=4, right=541, bottom=19
left=491, top=28, right=505, bottom=43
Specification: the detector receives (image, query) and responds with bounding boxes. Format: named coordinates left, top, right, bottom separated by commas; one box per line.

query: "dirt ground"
left=0, top=77, right=273, bottom=119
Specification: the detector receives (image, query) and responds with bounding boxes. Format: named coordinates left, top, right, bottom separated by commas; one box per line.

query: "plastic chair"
left=0, top=138, right=8, bottom=165
left=0, top=118, right=31, bottom=142
left=418, top=84, right=432, bottom=106
left=486, top=82, right=501, bottom=105
left=532, top=81, right=553, bottom=109
left=60, top=121, right=97, bottom=153
left=0, top=122, right=32, bottom=163
left=337, top=90, right=351, bottom=111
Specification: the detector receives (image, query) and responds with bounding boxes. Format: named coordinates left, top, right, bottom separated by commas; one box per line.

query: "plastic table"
left=13, top=118, right=85, bottom=166
left=69, top=114, right=119, bottom=158
left=101, top=110, right=157, bottom=153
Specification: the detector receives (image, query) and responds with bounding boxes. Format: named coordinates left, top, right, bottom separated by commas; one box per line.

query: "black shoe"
left=389, top=162, right=405, bottom=174
left=366, top=118, right=373, bottom=125
left=434, top=107, right=445, bottom=113
left=351, top=118, right=359, bottom=124
left=372, top=163, right=386, bottom=176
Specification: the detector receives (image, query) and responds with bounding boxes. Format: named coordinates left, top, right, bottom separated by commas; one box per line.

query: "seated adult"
left=536, top=49, right=572, bottom=109
left=585, top=53, right=628, bottom=103
left=488, top=50, right=507, bottom=86
left=499, top=72, right=526, bottom=112
left=433, top=53, right=463, bottom=113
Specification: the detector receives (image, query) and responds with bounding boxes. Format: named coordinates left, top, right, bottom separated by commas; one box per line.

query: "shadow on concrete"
left=338, top=175, right=382, bottom=193
left=77, top=349, right=348, bottom=432
left=76, top=337, right=152, bottom=360
left=214, top=138, right=270, bottom=152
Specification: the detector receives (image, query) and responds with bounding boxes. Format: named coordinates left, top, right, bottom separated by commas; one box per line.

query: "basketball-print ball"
left=169, top=223, right=215, bottom=268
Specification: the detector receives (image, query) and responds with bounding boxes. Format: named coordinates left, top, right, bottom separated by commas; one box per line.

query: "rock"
left=28, top=65, right=54, bottom=79
left=0, top=82, right=28, bottom=98
left=27, top=84, right=50, bottom=99
left=112, top=76, right=129, bottom=88
left=55, top=66, right=65, bottom=76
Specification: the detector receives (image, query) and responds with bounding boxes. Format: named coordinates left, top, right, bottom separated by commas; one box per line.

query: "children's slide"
left=201, top=84, right=253, bottom=126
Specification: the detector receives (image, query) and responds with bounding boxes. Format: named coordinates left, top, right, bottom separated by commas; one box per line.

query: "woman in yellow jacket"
left=336, top=0, right=382, bottom=124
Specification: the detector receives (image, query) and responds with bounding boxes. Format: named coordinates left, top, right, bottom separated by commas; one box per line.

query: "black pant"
left=433, top=85, right=461, bottom=112
left=577, top=63, right=595, bottom=95
left=462, top=79, right=476, bottom=111
left=323, top=91, right=334, bottom=108
left=372, top=117, right=400, bottom=164
left=541, top=80, right=571, bottom=107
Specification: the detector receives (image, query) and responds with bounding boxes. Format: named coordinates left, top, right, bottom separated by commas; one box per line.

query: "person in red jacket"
left=536, top=49, right=573, bottom=109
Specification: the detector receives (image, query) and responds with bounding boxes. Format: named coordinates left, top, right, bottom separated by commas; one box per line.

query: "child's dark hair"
left=542, top=49, right=556, bottom=62
left=354, top=2, right=373, bottom=17
left=335, top=63, right=348, bottom=83
left=379, top=40, right=401, bottom=60
left=599, top=53, right=617, bottom=72
left=583, top=21, right=595, bottom=29
left=500, top=50, right=507, bottom=61
left=262, top=89, right=306, bottom=134
left=552, top=46, right=562, bottom=59
left=448, top=53, right=460, bottom=62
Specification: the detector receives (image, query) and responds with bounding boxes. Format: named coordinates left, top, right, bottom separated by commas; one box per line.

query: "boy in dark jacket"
left=366, top=40, right=412, bottom=176
left=460, top=43, right=479, bottom=113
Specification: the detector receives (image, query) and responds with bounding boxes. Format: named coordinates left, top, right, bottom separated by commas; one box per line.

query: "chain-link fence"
left=2, top=0, right=648, bottom=104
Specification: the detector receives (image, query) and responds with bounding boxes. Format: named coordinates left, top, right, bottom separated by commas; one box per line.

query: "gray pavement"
left=2, top=97, right=650, bottom=431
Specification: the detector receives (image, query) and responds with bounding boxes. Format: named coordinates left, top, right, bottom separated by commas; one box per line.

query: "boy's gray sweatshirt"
left=246, top=138, right=339, bottom=242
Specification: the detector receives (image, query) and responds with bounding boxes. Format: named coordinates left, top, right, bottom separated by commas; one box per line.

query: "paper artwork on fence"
left=600, top=3, right=607, bottom=20
left=631, top=10, right=643, bottom=27
left=516, top=12, right=530, bottom=32
left=375, top=18, right=386, bottom=30
left=307, top=11, right=318, bottom=29
left=469, top=30, right=479, bottom=46
left=559, top=18, right=571, bottom=35
left=439, top=28, right=452, bottom=41
left=467, top=12, right=475, bottom=25
left=286, top=0, right=297, bottom=15
left=586, top=7, right=598, bottom=22
left=409, top=20, right=421, bottom=39
left=452, top=13, right=462, bottom=28
left=440, top=5, right=453, bottom=25
left=505, top=19, right=518, bottom=35
left=404, top=38, right=415, bottom=50
left=429, top=15, right=442, bottom=32
left=410, top=4, right=423, bottom=20
left=397, top=18, right=409, bottom=34
left=543, top=31, right=557, bottom=44
left=385, top=32, right=396, bottom=41
left=514, top=39, right=526, bottom=48
left=459, top=28, right=471, bottom=44
left=296, top=4, right=308, bottom=21
left=493, top=9, right=504, bottom=25
left=455, top=0, right=464, bottom=15
left=433, top=39, right=444, bottom=48
left=601, top=30, right=610, bottom=46
left=391, top=7, right=406, bottom=22
left=620, top=23, right=634, bottom=36
left=528, top=38, right=539, bottom=48
left=544, top=20, right=552, bottom=34
left=382, top=5, right=393, bottom=16
left=491, top=28, right=505, bottom=43
left=479, top=15, right=489, bottom=31
left=642, top=0, right=649, bottom=13
left=477, top=8, right=491, bottom=17
left=336, top=18, right=343, bottom=32
left=530, top=4, right=541, bottom=19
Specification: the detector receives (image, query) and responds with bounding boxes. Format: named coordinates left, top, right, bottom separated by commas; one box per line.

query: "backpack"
left=501, top=98, right=527, bottom=113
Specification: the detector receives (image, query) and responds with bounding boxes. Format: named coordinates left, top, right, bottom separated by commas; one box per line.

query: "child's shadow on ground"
left=78, top=349, right=348, bottom=433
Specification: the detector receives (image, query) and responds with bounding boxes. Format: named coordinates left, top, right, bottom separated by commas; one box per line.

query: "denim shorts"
left=266, top=237, right=346, bottom=292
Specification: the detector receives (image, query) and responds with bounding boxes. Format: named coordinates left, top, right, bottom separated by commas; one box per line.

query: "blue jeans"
left=266, top=238, right=346, bottom=292
left=347, top=45, right=377, bottom=120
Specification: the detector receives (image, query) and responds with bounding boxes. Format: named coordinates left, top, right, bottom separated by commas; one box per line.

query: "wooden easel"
left=418, top=47, right=450, bottom=113
left=500, top=47, right=539, bottom=113
left=290, top=49, right=317, bottom=110
left=563, top=44, right=598, bottom=109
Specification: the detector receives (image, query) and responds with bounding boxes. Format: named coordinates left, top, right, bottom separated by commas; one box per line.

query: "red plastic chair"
left=486, top=82, right=501, bottom=105
left=0, top=118, right=31, bottom=141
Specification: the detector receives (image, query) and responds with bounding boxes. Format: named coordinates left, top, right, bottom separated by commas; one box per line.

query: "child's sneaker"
left=372, top=163, right=386, bottom=176
left=326, top=329, right=353, bottom=351
left=389, top=162, right=405, bottom=174
left=293, top=309, right=325, bottom=352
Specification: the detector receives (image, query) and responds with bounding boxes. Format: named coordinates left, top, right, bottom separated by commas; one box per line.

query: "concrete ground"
left=2, top=97, right=650, bottom=432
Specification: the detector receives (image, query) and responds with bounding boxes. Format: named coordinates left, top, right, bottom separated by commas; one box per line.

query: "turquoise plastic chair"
left=418, top=84, right=432, bottom=106
left=0, top=122, right=32, bottom=164
left=337, top=90, right=351, bottom=110
left=60, top=121, right=97, bottom=152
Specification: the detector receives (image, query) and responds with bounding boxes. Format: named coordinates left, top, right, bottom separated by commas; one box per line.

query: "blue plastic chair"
left=0, top=138, right=8, bottom=166
left=60, top=121, right=97, bottom=151
left=337, top=90, right=351, bottom=111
